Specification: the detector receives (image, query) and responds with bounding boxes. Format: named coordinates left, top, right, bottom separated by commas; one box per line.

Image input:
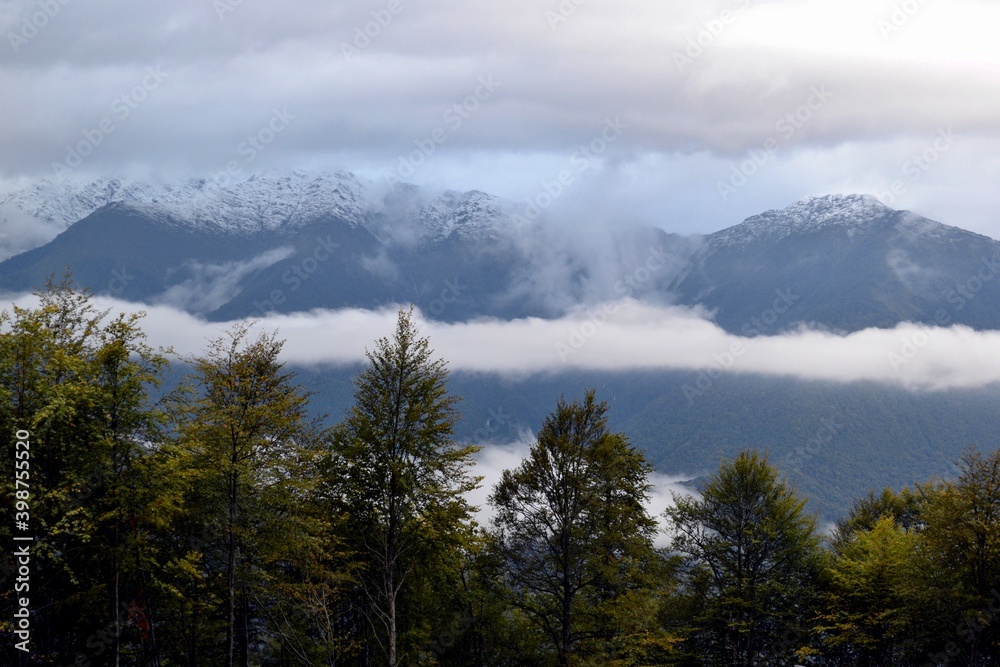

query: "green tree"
left=0, top=276, right=168, bottom=666
left=819, top=516, right=917, bottom=666
left=164, top=323, right=325, bottom=666
left=916, top=448, right=1000, bottom=666
left=331, top=307, right=479, bottom=666
left=488, top=390, right=665, bottom=667
left=665, top=449, right=822, bottom=667
left=828, top=486, right=922, bottom=555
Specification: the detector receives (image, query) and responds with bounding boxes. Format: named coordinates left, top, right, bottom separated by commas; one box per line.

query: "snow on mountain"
left=0, top=171, right=510, bottom=246
left=417, top=190, right=507, bottom=242
left=711, top=194, right=897, bottom=248
left=0, top=171, right=372, bottom=235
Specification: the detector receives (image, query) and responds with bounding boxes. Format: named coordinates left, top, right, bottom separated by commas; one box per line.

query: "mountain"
left=0, top=171, right=693, bottom=321
left=672, top=194, right=1000, bottom=333
left=3, top=181, right=999, bottom=333
left=3, top=175, right=1000, bottom=520
left=0, top=171, right=370, bottom=233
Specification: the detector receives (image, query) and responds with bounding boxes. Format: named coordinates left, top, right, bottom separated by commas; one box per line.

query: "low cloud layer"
left=3, top=293, right=998, bottom=392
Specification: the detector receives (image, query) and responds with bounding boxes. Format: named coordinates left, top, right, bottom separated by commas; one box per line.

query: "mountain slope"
left=672, top=194, right=1000, bottom=333
left=4, top=179, right=1000, bottom=335
left=0, top=172, right=696, bottom=321
left=281, top=364, right=1000, bottom=522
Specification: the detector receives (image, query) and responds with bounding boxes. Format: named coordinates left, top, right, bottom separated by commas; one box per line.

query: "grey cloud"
left=0, top=202, right=62, bottom=260
left=0, top=0, right=997, bottom=241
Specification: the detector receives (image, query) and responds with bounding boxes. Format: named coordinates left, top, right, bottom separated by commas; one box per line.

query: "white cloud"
left=0, top=294, right=989, bottom=392
left=154, top=247, right=294, bottom=313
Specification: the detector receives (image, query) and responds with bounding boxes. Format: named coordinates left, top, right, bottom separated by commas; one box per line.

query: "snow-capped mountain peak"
left=0, top=171, right=513, bottom=246
left=0, top=171, right=372, bottom=236
left=713, top=193, right=896, bottom=247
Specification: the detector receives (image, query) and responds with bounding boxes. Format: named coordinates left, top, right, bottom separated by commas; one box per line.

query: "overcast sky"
left=2, top=0, right=999, bottom=236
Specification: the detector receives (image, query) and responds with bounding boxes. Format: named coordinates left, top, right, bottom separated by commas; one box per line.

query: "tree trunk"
left=238, top=582, right=249, bottom=667
left=387, top=500, right=398, bottom=667
left=560, top=540, right=572, bottom=667
left=388, top=579, right=398, bottom=667
left=114, top=558, right=121, bottom=667
left=226, top=469, right=238, bottom=667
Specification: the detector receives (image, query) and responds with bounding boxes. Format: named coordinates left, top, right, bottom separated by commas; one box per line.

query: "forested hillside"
left=297, top=367, right=1000, bottom=523
left=2, top=280, right=999, bottom=666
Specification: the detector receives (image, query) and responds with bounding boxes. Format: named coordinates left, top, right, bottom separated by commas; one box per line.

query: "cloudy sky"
left=2, top=0, right=999, bottom=236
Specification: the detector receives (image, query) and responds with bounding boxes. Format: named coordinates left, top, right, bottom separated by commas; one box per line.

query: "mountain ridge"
left=2, top=174, right=998, bottom=334
left=0, top=171, right=513, bottom=245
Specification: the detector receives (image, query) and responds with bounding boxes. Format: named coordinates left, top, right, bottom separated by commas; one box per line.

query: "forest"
left=1, top=278, right=999, bottom=667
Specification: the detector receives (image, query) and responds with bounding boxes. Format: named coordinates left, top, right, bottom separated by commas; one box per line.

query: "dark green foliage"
left=329, top=307, right=480, bottom=666
left=0, top=275, right=169, bottom=665
left=6, top=280, right=1000, bottom=666
left=665, top=450, right=824, bottom=666
left=488, top=390, right=672, bottom=666
left=156, top=323, right=344, bottom=666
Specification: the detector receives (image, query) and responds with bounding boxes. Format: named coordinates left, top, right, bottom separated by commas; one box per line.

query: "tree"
left=828, top=486, right=923, bottom=556
left=166, top=323, right=322, bottom=667
left=331, top=307, right=479, bottom=666
left=0, top=276, right=169, bottom=666
left=916, top=447, right=1000, bottom=666
left=665, top=449, right=822, bottom=667
left=819, top=516, right=918, bottom=666
left=488, top=390, right=664, bottom=667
